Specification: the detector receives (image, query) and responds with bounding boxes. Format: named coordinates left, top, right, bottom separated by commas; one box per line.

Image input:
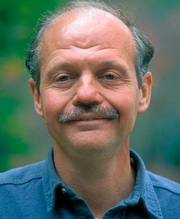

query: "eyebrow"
left=50, top=62, right=73, bottom=71
left=98, top=60, right=131, bottom=76
left=46, top=62, right=74, bottom=76
left=46, top=60, right=131, bottom=76
left=98, top=60, right=126, bottom=69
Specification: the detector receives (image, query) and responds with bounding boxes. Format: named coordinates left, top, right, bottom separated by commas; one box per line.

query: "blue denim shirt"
left=0, top=149, right=180, bottom=219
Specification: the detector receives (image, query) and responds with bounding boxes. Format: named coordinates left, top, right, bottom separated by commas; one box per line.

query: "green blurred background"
left=0, top=0, right=180, bottom=182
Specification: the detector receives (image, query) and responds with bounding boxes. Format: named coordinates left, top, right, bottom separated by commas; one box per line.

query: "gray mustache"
left=57, top=106, right=119, bottom=123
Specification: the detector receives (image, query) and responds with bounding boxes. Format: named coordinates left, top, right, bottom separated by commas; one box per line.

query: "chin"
left=65, top=138, right=120, bottom=158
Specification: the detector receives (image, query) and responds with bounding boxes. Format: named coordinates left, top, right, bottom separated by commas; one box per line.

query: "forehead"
left=40, top=8, right=135, bottom=52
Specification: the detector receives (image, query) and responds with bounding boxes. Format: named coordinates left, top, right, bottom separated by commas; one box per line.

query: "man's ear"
left=138, top=72, right=152, bottom=114
left=29, top=78, right=44, bottom=117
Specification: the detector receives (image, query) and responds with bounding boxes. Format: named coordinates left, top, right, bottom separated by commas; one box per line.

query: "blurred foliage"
left=0, top=0, right=180, bottom=182
left=0, top=0, right=68, bottom=171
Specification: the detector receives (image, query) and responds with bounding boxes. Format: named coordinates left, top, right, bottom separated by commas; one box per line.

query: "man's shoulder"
left=146, top=171, right=180, bottom=218
left=147, top=171, right=180, bottom=195
left=0, top=161, right=45, bottom=186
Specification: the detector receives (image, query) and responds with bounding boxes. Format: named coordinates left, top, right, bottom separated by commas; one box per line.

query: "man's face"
left=30, top=10, right=152, bottom=157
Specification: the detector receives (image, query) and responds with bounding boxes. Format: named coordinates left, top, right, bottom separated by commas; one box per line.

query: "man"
left=0, top=1, right=180, bottom=218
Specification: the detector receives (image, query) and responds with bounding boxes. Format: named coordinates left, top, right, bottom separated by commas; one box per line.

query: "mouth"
left=70, top=115, right=109, bottom=122
left=68, top=115, right=113, bottom=131
left=77, top=118, right=102, bottom=121
left=57, top=107, right=119, bottom=123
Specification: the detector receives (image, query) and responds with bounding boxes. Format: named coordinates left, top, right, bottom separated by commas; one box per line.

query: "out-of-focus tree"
left=0, top=0, right=68, bottom=171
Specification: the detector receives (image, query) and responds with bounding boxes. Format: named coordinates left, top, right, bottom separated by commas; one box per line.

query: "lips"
left=57, top=107, right=119, bottom=123
left=71, top=114, right=107, bottom=122
left=77, top=118, right=101, bottom=121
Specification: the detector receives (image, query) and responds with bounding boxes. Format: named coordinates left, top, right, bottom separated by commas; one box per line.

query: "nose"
left=72, top=73, right=103, bottom=106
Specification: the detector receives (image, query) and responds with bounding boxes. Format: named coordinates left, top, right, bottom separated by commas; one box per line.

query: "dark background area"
left=0, top=0, right=180, bottom=182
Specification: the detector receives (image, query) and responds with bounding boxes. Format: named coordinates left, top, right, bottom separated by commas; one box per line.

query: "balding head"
left=26, top=0, right=154, bottom=92
left=39, top=7, right=136, bottom=82
left=41, top=7, right=135, bottom=56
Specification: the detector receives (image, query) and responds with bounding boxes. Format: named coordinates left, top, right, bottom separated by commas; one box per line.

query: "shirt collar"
left=128, top=150, right=163, bottom=218
left=42, top=149, right=77, bottom=213
left=42, top=148, right=163, bottom=218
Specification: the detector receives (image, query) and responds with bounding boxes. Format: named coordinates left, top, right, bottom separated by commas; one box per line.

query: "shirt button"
left=61, top=188, right=69, bottom=196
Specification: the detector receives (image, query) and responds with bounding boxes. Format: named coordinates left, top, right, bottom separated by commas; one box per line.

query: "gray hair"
left=25, top=0, right=154, bottom=92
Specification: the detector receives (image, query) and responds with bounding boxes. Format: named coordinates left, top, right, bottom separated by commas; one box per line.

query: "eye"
left=54, top=73, right=77, bottom=90
left=99, top=72, right=119, bottom=81
left=103, top=74, right=117, bottom=80
left=56, top=73, right=77, bottom=82
left=57, top=75, right=70, bottom=82
left=97, top=70, right=125, bottom=88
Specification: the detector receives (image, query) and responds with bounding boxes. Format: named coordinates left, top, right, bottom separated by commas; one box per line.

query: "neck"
left=54, top=142, right=135, bottom=218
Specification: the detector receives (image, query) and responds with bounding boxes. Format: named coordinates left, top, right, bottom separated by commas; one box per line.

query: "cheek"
left=110, top=90, right=139, bottom=115
left=41, top=90, right=68, bottom=119
left=111, top=90, right=140, bottom=132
